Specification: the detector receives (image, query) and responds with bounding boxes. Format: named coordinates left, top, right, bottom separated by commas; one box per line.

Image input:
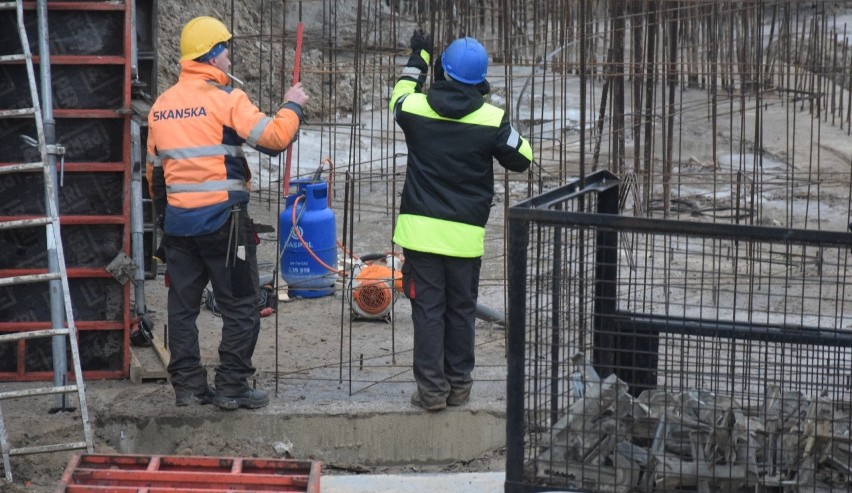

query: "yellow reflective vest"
left=390, top=68, right=533, bottom=258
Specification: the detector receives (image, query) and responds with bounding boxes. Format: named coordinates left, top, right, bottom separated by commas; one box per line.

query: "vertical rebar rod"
left=612, top=0, right=625, bottom=175
left=641, top=1, right=657, bottom=213
left=663, top=2, right=678, bottom=217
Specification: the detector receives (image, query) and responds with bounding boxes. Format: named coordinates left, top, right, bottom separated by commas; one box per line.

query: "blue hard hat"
left=441, top=37, right=488, bottom=84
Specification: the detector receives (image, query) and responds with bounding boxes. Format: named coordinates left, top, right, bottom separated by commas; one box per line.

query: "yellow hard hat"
left=180, top=16, right=232, bottom=61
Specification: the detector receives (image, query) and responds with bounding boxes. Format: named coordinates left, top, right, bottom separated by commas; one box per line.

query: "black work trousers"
left=402, top=248, right=480, bottom=407
left=164, top=207, right=260, bottom=397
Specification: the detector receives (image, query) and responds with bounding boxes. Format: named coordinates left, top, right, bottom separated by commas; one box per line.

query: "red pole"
left=282, top=21, right=303, bottom=198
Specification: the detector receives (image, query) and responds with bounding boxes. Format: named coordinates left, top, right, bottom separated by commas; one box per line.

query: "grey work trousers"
left=163, top=207, right=260, bottom=397
left=402, top=248, right=480, bottom=407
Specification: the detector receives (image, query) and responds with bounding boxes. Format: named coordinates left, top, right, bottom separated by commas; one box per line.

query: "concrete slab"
left=92, top=356, right=509, bottom=466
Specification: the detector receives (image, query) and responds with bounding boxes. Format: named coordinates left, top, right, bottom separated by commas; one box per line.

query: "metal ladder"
left=0, top=0, right=94, bottom=482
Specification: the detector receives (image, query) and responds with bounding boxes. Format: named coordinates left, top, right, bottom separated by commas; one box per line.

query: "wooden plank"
left=128, top=337, right=169, bottom=384
left=129, top=351, right=142, bottom=385
left=150, top=333, right=171, bottom=369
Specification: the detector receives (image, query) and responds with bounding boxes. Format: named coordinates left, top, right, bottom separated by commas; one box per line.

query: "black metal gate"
left=506, top=171, right=852, bottom=492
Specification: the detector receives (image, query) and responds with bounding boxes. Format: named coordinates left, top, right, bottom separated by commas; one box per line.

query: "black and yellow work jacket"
left=389, top=52, right=533, bottom=258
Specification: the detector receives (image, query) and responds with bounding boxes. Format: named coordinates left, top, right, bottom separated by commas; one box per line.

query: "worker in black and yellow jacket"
left=390, top=31, right=533, bottom=411
left=146, top=16, right=309, bottom=411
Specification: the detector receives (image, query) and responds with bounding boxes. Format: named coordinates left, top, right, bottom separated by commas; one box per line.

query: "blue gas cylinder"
left=279, top=180, right=337, bottom=298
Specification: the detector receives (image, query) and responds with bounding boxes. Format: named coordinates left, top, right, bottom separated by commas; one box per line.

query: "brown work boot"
left=410, top=390, right=447, bottom=412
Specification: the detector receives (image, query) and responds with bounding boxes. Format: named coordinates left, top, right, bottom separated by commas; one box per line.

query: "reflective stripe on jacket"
left=389, top=66, right=533, bottom=258
left=146, top=61, right=303, bottom=236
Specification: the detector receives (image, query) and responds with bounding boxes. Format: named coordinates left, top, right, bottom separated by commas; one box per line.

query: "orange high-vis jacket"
left=146, top=61, right=303, bottom=235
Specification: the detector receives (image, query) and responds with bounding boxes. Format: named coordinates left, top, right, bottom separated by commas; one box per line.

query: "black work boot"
left=213, top=388, right=269, bottom=410
left=175, top=385, right=215, bottom=407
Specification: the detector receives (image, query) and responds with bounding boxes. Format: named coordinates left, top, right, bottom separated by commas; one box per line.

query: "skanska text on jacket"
left=152, top=107, right=208, bottom=121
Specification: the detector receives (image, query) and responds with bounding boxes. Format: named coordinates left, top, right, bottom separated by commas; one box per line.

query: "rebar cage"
left=506, top=171, right=852, bottom=493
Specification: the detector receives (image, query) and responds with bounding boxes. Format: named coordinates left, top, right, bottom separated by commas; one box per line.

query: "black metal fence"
left=506, top=171, right=852, bottom=492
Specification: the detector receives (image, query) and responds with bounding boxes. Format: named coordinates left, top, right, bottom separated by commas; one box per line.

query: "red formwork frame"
left=57, top=454, right=322, bottom=492
left=0, top=1, right=132, bottom=381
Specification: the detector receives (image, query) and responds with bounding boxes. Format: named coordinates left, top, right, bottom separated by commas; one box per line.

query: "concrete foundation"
left=102, top=405, right=505, bottom=466
left=94, top=364, right=508, bottom=467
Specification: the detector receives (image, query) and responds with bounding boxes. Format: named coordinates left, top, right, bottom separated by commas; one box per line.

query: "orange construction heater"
left=347, top=254, right=403, bottom=322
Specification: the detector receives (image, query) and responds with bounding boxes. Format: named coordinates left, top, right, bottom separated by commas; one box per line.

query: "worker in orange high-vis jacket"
left=146, top=16, right=309, bottom=411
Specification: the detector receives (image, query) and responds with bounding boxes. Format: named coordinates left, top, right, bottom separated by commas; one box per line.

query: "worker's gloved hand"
left=407, top=28, right=432, bottom=71
left=410, top=29, right=432, bottom=57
